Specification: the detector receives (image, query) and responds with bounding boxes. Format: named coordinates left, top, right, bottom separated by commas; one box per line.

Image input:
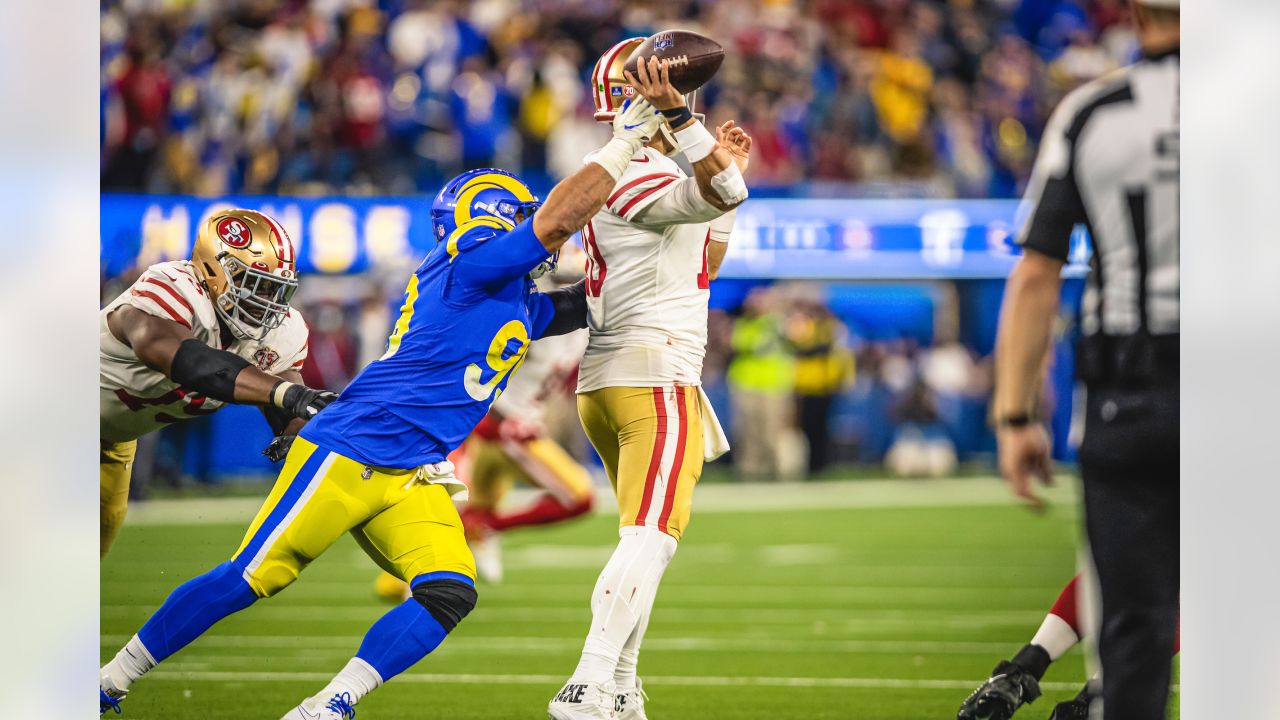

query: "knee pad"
left=412, top=577, right=477, bottom=632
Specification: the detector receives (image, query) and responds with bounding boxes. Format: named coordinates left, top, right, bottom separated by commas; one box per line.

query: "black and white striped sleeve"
left=1015, top=97, right=1089, bottom=262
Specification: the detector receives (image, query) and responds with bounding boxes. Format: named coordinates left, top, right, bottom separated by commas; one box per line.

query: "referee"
left=992, top=1, right=1179, bottom=719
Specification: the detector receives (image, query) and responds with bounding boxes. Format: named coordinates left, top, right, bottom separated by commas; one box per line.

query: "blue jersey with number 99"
left=300, top=217, right=557, bottom=468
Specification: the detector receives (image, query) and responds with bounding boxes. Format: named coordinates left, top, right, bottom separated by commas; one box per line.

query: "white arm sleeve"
left=626, top=176, right=725, bottom=227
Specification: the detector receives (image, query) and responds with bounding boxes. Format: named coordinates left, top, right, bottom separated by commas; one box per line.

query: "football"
left=623, top=30, right=725, bottom=94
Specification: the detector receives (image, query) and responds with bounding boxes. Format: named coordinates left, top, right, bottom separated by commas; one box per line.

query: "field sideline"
left=102, top=477, right=1178, bottom=719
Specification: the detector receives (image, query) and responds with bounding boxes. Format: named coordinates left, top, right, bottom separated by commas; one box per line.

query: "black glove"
left=263, top=434, right=296, bottom=463
left=271, top=381, right=338, bottom=420
left=1046, top=683, right=1094, bottom=720
left=956, top=660, right=1042, bottom=720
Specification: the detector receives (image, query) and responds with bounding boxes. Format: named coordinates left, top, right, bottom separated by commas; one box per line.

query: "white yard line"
left=142, top=669, right=1175, bottom=694
left=123, top=477, right=1079, bottom=526
left=100, top=633, right=1030, bottom=655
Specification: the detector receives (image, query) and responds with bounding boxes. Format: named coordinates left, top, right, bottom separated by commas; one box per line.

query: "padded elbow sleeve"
left=540, top=280, right=588, bottom=338
left=412, top=578, right=478, bottom=633
left=170, top=339, right=252, bottom=402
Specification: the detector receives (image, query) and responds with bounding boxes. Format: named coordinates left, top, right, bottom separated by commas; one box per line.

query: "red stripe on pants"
left=657, top=387, right=688, bottom=533
left=635, top=387, right=668, bottom=527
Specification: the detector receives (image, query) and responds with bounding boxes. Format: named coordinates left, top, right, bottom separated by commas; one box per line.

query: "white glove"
left=593, top=97, right=662, bottom=180
left=612, top=97, right=663, bottom=146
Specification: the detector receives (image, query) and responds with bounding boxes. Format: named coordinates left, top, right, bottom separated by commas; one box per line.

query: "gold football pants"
left=100, top=439, right=137, bottom=558
left=577, top=386, right=703, bottom=540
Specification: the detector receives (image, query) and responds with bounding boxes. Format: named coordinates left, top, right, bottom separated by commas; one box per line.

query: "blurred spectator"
left=885, top=378, right=957, bottom=478
left=101, top=0, right=1134, bottom=197
left=786, top=301, right=855, bottom=474
left=727, top=288, right=802, bottom=481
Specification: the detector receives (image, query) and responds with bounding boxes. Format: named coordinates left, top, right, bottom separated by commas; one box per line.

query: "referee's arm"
left=994, top=99, right=1085, bottom=509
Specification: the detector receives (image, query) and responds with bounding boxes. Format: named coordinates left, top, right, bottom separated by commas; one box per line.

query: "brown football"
left=623, top=30, right=725, bottom=94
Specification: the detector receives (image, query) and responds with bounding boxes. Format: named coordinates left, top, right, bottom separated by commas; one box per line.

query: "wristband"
left=660, top=106, right=694, bottom=129
left=270, top=380, right=295, bottom=409
left=592, top=137, right=642, bottom=181
left=672, top=121, right=716, bottom=163
left=997, top=413, right=1033, bottom=428
left=709, top=208, right=736, bottom=243
left=710, top=164, right=748, bottom=205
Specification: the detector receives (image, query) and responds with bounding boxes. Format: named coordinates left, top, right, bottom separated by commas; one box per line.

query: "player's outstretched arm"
left=107, top=305, right=336, bottom=421
left=532, top=98, right=664, bottom=251
left=625, top=57, right=749, bottom=212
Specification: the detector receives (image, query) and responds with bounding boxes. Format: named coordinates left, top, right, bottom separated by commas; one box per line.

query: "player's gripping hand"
left=270, top=380, right=338, bottom=420
left=625, top=56, right=684, bottom=111
left=262, top=434, right=296, bottom=463
left=956, top=660, right=1042, bottom=720
left=612, top=96, right=662, bottom=146
left=716, top=120, right=752, bottom=174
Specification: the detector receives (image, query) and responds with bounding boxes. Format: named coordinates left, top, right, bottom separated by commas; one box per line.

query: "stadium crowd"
left=102, top=0, right=1139, bottom=199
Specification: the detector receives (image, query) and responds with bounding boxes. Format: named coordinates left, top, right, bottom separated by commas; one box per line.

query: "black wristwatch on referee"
left=996, top=413, right=1034, bottom=428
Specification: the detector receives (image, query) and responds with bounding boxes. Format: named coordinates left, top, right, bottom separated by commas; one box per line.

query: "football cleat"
left=1047, top=684, right=1094, bottom=720
left=548, top=680, right=617, bottom=720
left=957, top=660, right=1042, bottom=720
left=615, top=679, right=649, bottom=720
left=281, top=691, right=357, bottom=720
left=99, top=688, right=124, bottom=716
left=100, top=674, right=128, bottom=716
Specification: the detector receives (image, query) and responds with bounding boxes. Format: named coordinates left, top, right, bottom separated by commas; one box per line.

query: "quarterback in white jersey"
left=99, top=209, right=334, bottom=558
left=549, top=40, right=751, bottom=720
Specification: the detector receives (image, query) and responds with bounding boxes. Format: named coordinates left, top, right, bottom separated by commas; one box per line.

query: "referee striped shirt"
left=1016, top=48, right=1180, bottom=342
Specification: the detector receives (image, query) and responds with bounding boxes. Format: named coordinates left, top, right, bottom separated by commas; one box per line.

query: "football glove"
left=1046, top=684, right=1094, bottom=720
left=957, top=660, right=1042, bottom=720
left=271, top=381, right=337, bottom=420
left=263, top=434, right=296, bottom=463
left=612, top=96, right=663, bottom=146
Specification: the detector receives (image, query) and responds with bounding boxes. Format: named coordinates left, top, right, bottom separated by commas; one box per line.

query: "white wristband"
left=592, top=137, right=642, bottom=182
left=710, top=164, right=748, bottom=205
left=709, top=208, right=736, bottom=243
left=270, top=381, right=295, bottom=408
left=673, top=121, right=717, bottom=163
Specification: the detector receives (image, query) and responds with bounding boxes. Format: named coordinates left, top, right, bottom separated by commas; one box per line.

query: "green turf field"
left=101, top=479, right=1178, bottom=719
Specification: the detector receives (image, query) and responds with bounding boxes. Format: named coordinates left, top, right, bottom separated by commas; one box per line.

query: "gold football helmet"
left=591, top=37, right=646, bottom=122
left=190, top=209, right=298, bottom=340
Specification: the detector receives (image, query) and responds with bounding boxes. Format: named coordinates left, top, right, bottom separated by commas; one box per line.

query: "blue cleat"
left=280, top=691, right=357, bottom=720
left=100, top=688, right=124, bottom=715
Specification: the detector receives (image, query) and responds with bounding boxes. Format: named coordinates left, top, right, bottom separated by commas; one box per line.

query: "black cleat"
left=957, top=660, right=1043, bottom=720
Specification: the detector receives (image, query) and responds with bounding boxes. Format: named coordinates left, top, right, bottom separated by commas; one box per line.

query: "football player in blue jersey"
left=99, top=96, right=665, bottom=718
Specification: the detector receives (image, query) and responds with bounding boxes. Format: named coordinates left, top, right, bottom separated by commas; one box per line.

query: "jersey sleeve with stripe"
left=1015, top=78, right=1095, bottom=261
left=588, top=147, right=723, bottom=226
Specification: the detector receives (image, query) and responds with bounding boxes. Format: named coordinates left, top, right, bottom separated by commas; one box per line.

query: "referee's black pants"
left=1080, top=384, right=1179, bottom=720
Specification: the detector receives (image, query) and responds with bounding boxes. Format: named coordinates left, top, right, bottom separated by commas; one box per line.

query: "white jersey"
left=576, top=146, right=727, bottom=392
left=492, top=329, right=588, bottom=427
left=100, top=260, right=310, bottom=443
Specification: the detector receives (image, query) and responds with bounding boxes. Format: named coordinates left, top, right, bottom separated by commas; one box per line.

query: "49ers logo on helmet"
left=216, top=217, right=252, bottom=248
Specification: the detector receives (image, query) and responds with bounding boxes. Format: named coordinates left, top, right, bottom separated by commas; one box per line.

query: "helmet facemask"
left=214, top=253, right=298, bottom=340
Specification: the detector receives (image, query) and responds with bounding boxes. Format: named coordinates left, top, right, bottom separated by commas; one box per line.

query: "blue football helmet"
left=430, top=168, right=556, bottom=278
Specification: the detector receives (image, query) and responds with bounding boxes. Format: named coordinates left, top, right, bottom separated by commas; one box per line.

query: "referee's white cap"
left=1136, top=0, right=1179, bottom=7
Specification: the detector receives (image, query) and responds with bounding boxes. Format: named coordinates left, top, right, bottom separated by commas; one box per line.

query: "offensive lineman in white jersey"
left=548, top=39, right=751, bottom=720
left=99, top=209, right=335, bottom=559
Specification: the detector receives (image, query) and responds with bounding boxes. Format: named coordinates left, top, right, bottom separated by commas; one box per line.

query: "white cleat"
left=615, top=679, right=649, bottom=720
left=548, top=680, right=617, bottom=719
left=472, top=532, right=505, bottom=584
left=281, top=691, right=357, bottom=720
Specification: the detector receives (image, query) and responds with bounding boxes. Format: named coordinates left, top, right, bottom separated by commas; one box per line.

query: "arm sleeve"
left=1015, top=100, right=1088, bottom=262
left=452, top=218, right=553, bottom=289
left=529, top=280, right=588, bottom=339
left=709, top=208, right=736, bottom=242
left=611, top=174, right=725, bottom=228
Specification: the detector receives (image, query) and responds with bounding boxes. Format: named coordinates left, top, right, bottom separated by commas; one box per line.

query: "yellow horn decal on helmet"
left=446, top=216, right=515, bottom=261
left=452, top=172, right=537, bottom=229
